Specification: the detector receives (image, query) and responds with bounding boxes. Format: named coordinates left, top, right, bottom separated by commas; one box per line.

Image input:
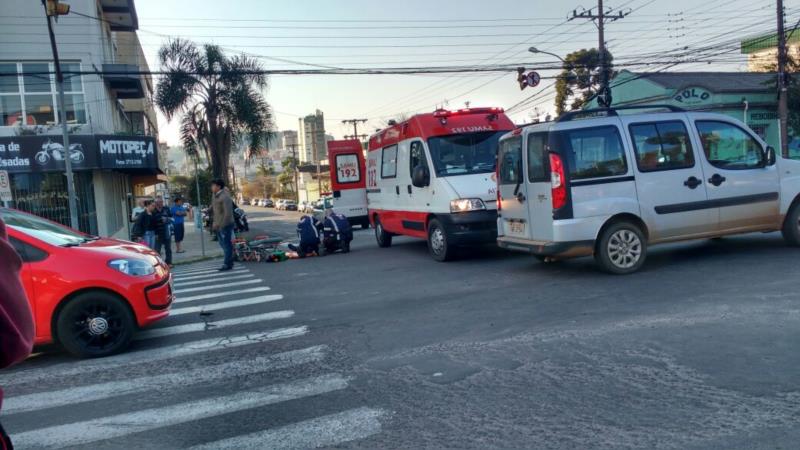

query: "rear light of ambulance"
left=549, top=153, right=567, bottom=210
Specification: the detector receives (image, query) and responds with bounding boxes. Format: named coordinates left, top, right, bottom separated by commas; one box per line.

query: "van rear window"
left=498, top=137, right=522, bottom=185
left=550, top=126, right=627, bottom=180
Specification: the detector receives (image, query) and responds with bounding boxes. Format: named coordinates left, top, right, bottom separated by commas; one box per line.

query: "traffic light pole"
left=43, top=3, right=79, bottom=230
left=777, top=0, right=789, bottom=157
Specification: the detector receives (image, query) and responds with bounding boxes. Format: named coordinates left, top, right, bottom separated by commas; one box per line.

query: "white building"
left=0, top=0, right=164, bottom=238
left=297, top=110, right=327, bottom=163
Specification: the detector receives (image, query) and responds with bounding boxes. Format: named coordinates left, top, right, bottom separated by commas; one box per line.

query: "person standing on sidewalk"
left=211, top=179, right=235, bottom=271
left=170, top=197, right=188, bottom=254
left=154, top=197, right=173, bottom=266
left=132, top=200, right=158, bottom=249
left=0, top=217, right=35, bottom=449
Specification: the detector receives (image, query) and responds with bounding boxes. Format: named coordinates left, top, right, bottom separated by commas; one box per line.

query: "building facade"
left=585, top=70, right=792, bottom=155
left=741, top=32, right=800, bottom=72
left=297, top=110, right=327, bottom=163
left=0, top=0, right=164, bottom=237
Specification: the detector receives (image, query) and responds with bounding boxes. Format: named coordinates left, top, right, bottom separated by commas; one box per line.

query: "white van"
left=366, top=107, right=515, bottom=260
left=496, top=106, right=800, bottom=274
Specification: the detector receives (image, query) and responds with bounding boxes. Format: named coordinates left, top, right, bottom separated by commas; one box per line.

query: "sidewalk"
left=172, top=222, right=223, bottom=265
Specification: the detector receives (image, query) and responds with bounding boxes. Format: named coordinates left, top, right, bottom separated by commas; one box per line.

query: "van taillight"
left=549, top=153, right=566, bottom=210
left=496, top=165, right=502, bottom=211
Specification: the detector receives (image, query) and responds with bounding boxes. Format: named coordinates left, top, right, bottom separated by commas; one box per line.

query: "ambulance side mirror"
left=412, top=165, right=430, bottom=188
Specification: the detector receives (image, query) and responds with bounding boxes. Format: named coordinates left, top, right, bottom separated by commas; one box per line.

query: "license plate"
left=508, top=220, right=525, bottom=234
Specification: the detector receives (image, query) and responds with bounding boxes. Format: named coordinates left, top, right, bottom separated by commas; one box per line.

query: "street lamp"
left=528, top=47, right=566, bottom=64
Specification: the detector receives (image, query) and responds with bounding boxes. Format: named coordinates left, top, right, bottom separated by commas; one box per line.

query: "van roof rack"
left=556, top=104, right=685, bottom=122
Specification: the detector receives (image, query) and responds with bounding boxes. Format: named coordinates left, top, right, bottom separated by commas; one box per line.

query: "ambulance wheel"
left=427, top=218, right=452, bottom=262
left=375, top=217, right=392, bottom=248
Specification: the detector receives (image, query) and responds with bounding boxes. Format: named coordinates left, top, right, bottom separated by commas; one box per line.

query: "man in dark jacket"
left=211, top=179, right=235, bottom=271
left=131, top=200, right=158, bottom=249
left=0, top=217, right=35, bottom=449
left=289, top=215, right=322, bottom=257
left=153, top=197, right=173, bottom=266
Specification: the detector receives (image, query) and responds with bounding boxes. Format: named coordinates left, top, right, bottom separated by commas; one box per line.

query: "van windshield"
left=427, top=131, right=506, bottom=177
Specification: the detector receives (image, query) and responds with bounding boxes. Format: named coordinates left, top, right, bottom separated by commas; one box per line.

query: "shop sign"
left=0, top=135, right=159, bottom=173
left=673, top=87, right=712, bottom=105
left=0, top=136, right=98, bottom=173
left=97, top=135, right=158, bottom=170
left=0, top=170, right=12, bottom=202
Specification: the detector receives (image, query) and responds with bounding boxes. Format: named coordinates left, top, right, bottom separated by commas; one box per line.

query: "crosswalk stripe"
left=172, top=262, right=226, bottom=272
left=0, top=326, right=309, bottom=387
left=172, top=266, right=246, bottom=277
left=190, top=407, right=386, bottom=450
left=12, top=373, right=349, bottom=449
left=175, top=279, right=263, bottom=294
left=2, top=345, right=327, bottom=415
left=170, top=295, right=284, bottom=316
left=135, top=311, right=296, bottom=340
left=172, top=268, right=247, bottom=282
left=175, top=286, right=271, bottom=304
left=174, top=273, right=255, bottom=288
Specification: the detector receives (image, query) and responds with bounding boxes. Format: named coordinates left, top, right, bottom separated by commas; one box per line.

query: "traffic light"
left=44, top=0, right=70, bottom=17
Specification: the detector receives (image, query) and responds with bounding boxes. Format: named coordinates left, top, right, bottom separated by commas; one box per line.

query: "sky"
left=131, top=0, right=799, bottom=146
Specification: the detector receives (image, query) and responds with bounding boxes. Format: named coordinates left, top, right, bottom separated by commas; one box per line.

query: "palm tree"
left=155, top=39, right=273, bottom=184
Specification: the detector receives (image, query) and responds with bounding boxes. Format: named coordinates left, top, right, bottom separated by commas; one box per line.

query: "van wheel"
left=782, top=202, right=800, bottom=246
left=375, top=217, right=392, bottom=248
left=56, top=292, right=135, bottom=358
left=595, top=221, right=647, bottom=275
left=427, top=218, right=453, bottom=262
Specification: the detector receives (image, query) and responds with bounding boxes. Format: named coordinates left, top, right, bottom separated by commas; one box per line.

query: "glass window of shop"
left=9, top=172, right=98, bottom=235
left=0, top=62, right=86, bottom=127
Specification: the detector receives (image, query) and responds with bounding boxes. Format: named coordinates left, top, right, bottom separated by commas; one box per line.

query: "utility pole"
left=194, top=156, right=205, bottom=257
left=341, top=119, right=368, bottom=142
left=777, top=0, right=789, bottom=157
left=43, top=0, right=79, bottom=230
left=570, top=1, right=628, bottom=108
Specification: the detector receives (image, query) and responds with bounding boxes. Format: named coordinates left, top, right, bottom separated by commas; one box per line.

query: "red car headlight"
left=108, top=259, right=156, bottom=276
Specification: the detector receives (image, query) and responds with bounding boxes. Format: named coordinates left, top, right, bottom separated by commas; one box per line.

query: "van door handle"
left=683, top=176, right=702, bottom=189
left=395, top=185, right=400, bottom=195
left=516, top=192, right=526, bottom=203
left=407, top=185, right=412, bottom=194
left=708, top=174, right=726, bottom=186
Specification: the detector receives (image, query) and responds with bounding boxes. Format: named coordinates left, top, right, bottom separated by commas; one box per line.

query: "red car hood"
left=77, top=238, right=162, bottom=264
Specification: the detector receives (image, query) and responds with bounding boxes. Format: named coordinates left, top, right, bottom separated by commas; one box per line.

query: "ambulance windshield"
left=427, top=131, right=506, bottom=177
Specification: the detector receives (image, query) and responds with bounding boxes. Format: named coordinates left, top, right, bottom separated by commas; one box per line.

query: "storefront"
left=0, top=134, right=162, bottom=236
left=585, top=70, right=791, bottom=154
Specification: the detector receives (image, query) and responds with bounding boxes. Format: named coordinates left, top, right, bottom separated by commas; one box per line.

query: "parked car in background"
left=1, top=207, right=173, bottom=357
left=284, top=201, right=298, bottom=211
left=275, top=199, right=285, bottom=210
left=264, top=199, right=274, bottom=208
left=496, top=106, right=800, bottom=274
left=250, top=198, right=260, bottom=206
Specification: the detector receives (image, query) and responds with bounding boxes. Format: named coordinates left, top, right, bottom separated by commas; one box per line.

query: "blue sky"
left=133, top=0, right=797, bottom=145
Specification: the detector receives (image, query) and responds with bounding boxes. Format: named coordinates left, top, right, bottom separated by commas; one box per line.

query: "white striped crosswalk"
left=2, top=259, right=386, bottom=449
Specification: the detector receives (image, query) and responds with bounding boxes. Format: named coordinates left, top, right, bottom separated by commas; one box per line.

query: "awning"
left=99, top=0, right=139, bottom=32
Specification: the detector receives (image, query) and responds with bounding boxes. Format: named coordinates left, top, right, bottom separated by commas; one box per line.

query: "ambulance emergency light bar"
left=432, top=107, right=504, bottom=118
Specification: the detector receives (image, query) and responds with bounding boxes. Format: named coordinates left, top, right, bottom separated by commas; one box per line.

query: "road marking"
left=170, top=295, right=284, bottom=316
left=135, top=311, right=296, bottom=340
left=2, top=345, right=327, bottom=415
left=12, top=373, right=348, bottom=449
left=0, top=326, right=309, bottom=387
left=175, top=286, right=272, bottom=304
left=190, top=407, right=387, bottom=450
left=173, top=268, right=247, bottom=281
left=174, top=273, right=255, bottom=288
left=172, top=266, right=246, bottom=277
left=171, top=262, right=228, bottom=273
left=174, top=279, right=263, bottom=294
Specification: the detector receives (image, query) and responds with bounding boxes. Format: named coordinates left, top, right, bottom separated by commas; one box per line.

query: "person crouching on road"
left=323, top=208, right=353, bottom=254
left=211, top=178, right=235, bottom=271
left=289, top=215, right=321, bottom=258
left=0, top=217, right=35, bottom=450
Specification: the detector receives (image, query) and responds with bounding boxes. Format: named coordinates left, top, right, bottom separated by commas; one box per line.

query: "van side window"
left=696, top=121, right=764, bottom=170
left=629, top=121, right=695, bottom=172
left=409, top=141, right=428, bottom=175
left=498, top=137, right=522, bottom=185
left=381, top=145, right=397, bottom=178
left=527, top=133, right=549, bottom=182
left=554, top=126, right=627, bottom=180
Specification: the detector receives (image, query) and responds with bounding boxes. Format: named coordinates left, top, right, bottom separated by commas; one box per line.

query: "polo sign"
left=0, top=170, right=12, bottom=202
left=673, top=87, right=712, bottom=105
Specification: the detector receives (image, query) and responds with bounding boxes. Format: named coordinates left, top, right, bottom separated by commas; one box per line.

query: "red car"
left=1, top=208, right=173, bottom=358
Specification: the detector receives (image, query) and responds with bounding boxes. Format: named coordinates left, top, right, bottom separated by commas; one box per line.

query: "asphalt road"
left=3, top=205, right=800, bottom=449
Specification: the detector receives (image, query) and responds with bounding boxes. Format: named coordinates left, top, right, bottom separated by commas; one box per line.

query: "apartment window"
left=0, top=62, right=85, bottom=127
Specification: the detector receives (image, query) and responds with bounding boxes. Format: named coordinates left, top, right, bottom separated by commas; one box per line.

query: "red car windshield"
left=0, top=208, right=91, bottom=247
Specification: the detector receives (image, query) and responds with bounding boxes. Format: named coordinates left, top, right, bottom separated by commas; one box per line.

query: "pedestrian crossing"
left=2, top=259, right=386, bottom=449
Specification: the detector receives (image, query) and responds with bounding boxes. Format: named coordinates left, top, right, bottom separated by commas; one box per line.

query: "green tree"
left=155, top=39, right=274, bottom=185
left=554, top=48, right=614, bottom=115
